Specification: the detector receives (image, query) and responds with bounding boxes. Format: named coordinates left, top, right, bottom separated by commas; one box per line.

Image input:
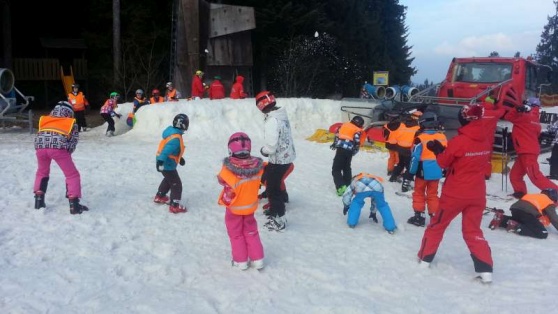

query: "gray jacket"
left=261, top=106, right=296, bottom=164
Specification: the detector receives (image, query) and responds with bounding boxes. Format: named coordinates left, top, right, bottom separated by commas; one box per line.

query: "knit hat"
left=51, top=101, right=74, bottom=118
left=461, top=104, right=484, bottom=120
left=458, top=104, right=484, bottom=126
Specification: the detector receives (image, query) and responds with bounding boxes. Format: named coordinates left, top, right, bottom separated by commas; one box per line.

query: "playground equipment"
left=60, top=66, right=76, bottom=95
left=0, top=68, right=34, bottom=133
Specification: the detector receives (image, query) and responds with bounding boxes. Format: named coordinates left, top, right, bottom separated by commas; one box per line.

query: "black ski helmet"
left=351, top=115, right=365, bottom=128
left=419, top=111, right=439, bottom=129
left=173, top=113, right=189, bottom=131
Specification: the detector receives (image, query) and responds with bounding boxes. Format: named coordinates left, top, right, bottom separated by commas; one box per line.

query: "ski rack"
left=409, top=79, right=513, bottom=106
left=0, top=86, right=34, bottom=134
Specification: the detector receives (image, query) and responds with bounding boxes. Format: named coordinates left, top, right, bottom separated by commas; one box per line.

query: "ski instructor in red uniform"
left=504, top=96, right=558, bottom=198
left=417, top=104, right=494, bottom=284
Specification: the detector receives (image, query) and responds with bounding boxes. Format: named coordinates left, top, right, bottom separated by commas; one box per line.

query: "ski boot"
left=407, top=211, right=426, bottom=227
left=153, top=192, right=170, bottom=204
left=34, top=191, right=46, bottom=209
left=336, top=185, right=347, bottom=196
left=69, top=198, right=89, bottom=215
left=401, top=179, right=412, bottom=192
left=264, top=215, right=286, bottom=232
left=169, top=200, right=187, bottom=214
left=488, top=209, right=505, bottom=230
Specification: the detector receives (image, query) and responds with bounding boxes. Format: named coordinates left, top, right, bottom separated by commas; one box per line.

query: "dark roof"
left=40, top=38, right=87, bottom=49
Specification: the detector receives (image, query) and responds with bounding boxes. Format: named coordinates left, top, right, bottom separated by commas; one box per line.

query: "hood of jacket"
left=50, top=102, right=74, bottom=118
left=162, top=126, right=184, bottom=139
left=265, top=106, right=289, bottom=122
left=457, top=119, right=485, bottom=142
left=235, top=75, right=244, bottom=84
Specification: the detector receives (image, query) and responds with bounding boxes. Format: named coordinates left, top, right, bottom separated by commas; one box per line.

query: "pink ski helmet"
left=228, top=132, right=251, bottom=158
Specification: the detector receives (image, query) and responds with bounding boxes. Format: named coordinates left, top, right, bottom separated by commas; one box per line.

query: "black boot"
left=407, top=212, right=426, bottom=227
left=34, top=191, right=46, bottom=209
left=69, top=198, right=89, bottom=215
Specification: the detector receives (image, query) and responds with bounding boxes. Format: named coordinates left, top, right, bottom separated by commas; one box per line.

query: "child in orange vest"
left=330, top=115, right=366, bottom=196
left=33, top=101, right=88, bottom=214
left=154, top=114, right=189, bottom=213
left=217, top=132, right=265, bottom=270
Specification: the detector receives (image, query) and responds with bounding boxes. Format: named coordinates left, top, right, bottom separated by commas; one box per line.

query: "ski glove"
left=260, top=147, right=269, bottom=157
left=179, top=157, right=185, bottom=166
left=343, top=205, right=349, bottom=216
left=330, top=143, right=336, bottom=150
left=426, top=139, right=445, bottom=155
left=516, top=105, right=532, bottom=113
left=156, top=160, right=164, bottom=172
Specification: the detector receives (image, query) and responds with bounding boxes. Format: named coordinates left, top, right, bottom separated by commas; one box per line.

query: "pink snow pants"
left=34, top=148, right=82, bottom=198
left=225, top=208, right=264, bottom=263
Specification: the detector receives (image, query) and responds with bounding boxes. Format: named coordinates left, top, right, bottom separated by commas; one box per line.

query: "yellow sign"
left=373, top=71, right=389, bottom=86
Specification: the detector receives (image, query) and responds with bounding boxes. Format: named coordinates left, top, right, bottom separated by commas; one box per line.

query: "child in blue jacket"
left=342, top=173, right=397, bottom=233
left=154, top=114, right=189, bottom=214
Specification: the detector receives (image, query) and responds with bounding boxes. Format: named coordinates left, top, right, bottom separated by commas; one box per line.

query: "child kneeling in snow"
left=217, top=132, right=266, bottom=270
left=342, top=173, right=397, bottom=233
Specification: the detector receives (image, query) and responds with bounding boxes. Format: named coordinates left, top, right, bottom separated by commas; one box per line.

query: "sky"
left=400, top=0, right=556, bottom=84
left=2, top=98, right=558, bottom=313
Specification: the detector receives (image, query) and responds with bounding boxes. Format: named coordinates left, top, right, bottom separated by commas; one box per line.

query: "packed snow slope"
left=1, top=98, right=557, bottom=314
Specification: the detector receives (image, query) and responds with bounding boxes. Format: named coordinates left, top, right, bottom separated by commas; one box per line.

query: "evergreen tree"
left=536, top=0, right=558, bottom=93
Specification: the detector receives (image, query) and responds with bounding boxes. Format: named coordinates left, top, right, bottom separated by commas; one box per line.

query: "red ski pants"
left=387, top=150, right=399, bottom=173
left=412, top=178, right=440, bottom=215
left=417, top=194, right=493, bottom=273
left=510, top=153, right=558, bottom=194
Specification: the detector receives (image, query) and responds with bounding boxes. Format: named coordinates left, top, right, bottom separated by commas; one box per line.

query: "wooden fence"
left=12, top=59, right=87, bottom=81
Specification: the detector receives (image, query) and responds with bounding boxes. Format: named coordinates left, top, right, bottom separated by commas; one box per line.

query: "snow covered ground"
left=1, top=98, right=558, bottom=313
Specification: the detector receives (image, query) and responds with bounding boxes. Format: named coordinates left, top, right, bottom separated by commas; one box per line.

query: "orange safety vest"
left=38, top=116, right=76, bottom=137
left=218, top=166, right=264, bottom=215
left=393, top=124, right=419, bottom=148
left=384, top=123, right=399, bottom=144
left=354, top=172, right=384, bottom=183
left=67, top=92, right=88, bottom=111
left=166, top=89, right=178, bottom=101
left=156, top=134, right=185, bottom=164
left=338, top=122, right=365, bottom=146
left=150, top=96, right=164, bottom=104
left=417, top=132, right=447, bottom=160
left=522, top=194, right=554, bottom=227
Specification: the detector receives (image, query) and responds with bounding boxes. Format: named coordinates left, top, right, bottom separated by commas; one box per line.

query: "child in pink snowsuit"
left=217, top=132, right=265, bottom=270
left=33, top=101, right=88, bottom=214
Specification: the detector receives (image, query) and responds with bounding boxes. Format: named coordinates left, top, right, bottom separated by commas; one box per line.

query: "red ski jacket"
left=504, top=106, right=541, bottom=155
left=436, top=119, right=491, bottom=200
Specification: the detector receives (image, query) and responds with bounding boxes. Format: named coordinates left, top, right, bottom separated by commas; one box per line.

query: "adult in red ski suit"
left=504, top=98, right=558, bottom=197
left=417, top=104, right=494, bottom=281
left=191, top=70, right=206, bottom=99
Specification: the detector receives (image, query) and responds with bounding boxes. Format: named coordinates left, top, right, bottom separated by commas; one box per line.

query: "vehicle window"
left=455, top=63, right=512, bottom=83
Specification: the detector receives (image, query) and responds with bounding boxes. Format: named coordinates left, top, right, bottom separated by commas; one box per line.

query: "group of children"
left=34, top=90, right=294, bottom=271
left=33, top=91, right=558, bottom=277
left=330, top=108, right=447, bottom=234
